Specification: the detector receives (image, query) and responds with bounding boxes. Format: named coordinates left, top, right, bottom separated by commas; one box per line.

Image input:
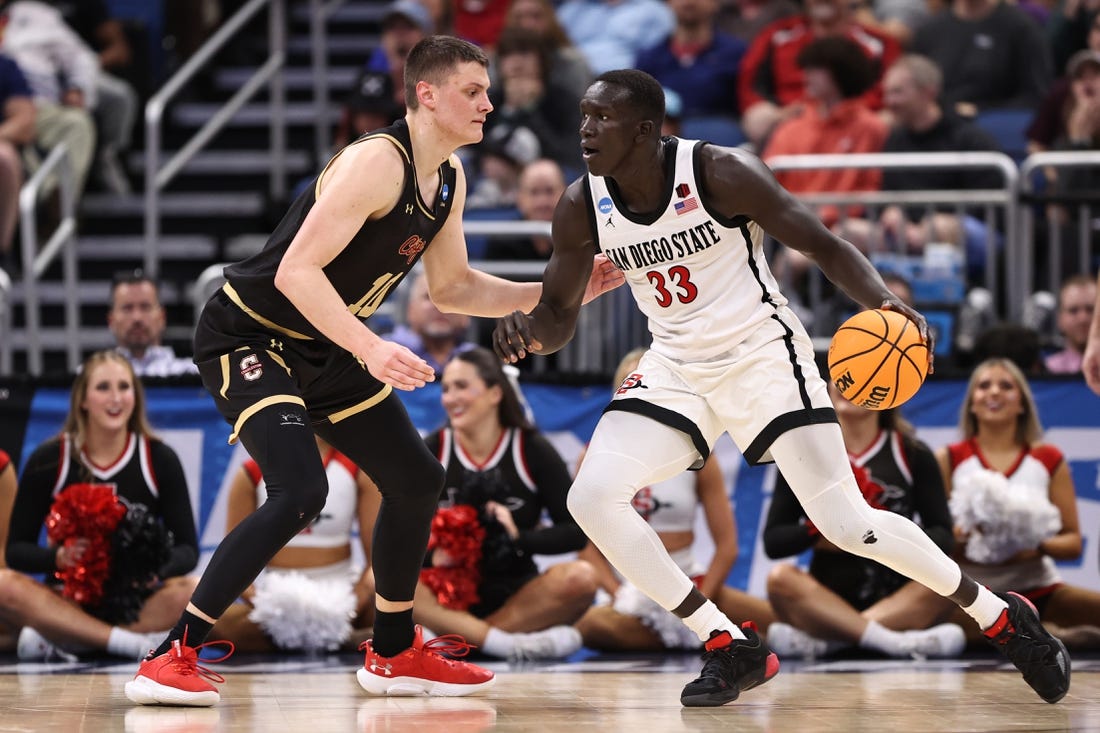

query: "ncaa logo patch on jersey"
left=598, top=197, right=614, bottom=215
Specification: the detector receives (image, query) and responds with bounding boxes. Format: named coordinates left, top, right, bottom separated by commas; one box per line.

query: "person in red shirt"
left=738, top=0, right=899, bottom=148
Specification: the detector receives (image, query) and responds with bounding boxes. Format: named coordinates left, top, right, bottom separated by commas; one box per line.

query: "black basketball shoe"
left=983, top=591, right=1070, bottom=704
left=681, top=622, right=779, bottom=707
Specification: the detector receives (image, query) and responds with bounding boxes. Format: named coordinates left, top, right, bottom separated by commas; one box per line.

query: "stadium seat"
left=974, top=108, right=1034, bottom=164
left=680, top=115, right=746, bottom=148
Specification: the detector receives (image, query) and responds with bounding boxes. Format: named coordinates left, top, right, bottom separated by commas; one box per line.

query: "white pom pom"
left=949, top=468, right=1062, bottom=564
left=247, top=571, right=356, bottom=651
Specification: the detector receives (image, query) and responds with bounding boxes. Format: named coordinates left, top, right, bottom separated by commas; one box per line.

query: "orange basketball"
left=827, top=309, right=929, bottom=410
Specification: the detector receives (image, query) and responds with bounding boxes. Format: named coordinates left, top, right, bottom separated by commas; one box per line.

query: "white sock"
left=107, top=627, right=153, bottom=659
left=481, top=627, right=515, bottom=658
left=962, top=586, right=1009, bottom=630
left=683, top=600, right=744, bottom=643
left=859, top=620, right=905, bottom=655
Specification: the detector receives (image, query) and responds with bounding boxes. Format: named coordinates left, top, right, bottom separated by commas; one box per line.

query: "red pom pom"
left=850, top=462, right=886, bottom=510
left=45, top=483, right=127, bottom=607
left=420, top=506, right=485, bottom=610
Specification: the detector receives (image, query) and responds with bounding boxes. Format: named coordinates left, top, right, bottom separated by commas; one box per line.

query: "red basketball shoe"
left=125, top=637, right=234, bottom=707
left=357, top=626, right=495, bottom=697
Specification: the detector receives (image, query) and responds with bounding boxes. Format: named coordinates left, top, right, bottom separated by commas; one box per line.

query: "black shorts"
left=194, top=288, right=389, bottom=440
left=809, top=550, right=908, bottom=612
left=468, top=561, right=539, bottom=619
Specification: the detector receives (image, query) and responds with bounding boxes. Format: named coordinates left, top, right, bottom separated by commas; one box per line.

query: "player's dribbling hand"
left=359, top=340, right=435, bottom=390
left=493, top=310, right=542, bottom=363
left=880, top=298, right=935, bottom=375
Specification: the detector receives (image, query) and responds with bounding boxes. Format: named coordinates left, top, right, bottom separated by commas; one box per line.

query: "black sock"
left=371, top=609, right=415, bottom=658
left=151, top=611, right=214, bottom=657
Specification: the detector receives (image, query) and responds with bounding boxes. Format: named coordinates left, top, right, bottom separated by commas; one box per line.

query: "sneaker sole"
left=680, top=652, right=780, bottom=707
left=125, top=676, right=220, bottom=707
left=356, top=668, right=495, bottom=697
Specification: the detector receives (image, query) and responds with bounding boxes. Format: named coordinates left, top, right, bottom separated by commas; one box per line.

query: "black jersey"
left=223, top=119, right=458, bottom=342
left=426, top=427, right=585, bottom=556
left=6, top=434, right=199, bottom=579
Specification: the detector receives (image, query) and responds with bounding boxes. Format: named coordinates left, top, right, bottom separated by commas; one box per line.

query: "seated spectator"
left=205, top=436, right=378, bottom=653
left=851, top=0, right=930, bottom=45
left=1042, top=0, right=1096, bottom=78
left=737, top=0, right=900, bottom=149
left=502, top=0, right=592, bottom=102
left=972, top=322, right=1046, bottom=374
left=764, top=380, right=964, bottom=659
left=0, top=0, right=97, bottom=199
left=835, top=55, right=1003, bottom=279
left=576, top=349, right=774, bottom=652
left=1, top=351, right=197, bottom=661
left=762, top=36, right=887, bottom=229
left=936, top=358, right=1100, bottom=649
left=362, top=0, right=433, bottom=110
left=634, top=0, right=746, bottom=119
left=454, top=0, right=509, bottom=49
left=1044, top=273, right=1098, bottom=374
left=482, top=28, right=582, bottom=173
left=385, top=348, right=597, bottom=660
left=49, top=0, right=139, bottom=194
left=387, top=269, right=475, bottom=376
left=556, top=0, right=675, bottom=75
left=910, top=0, right=1052, bottom=118
left=0, top=52, right=34, bottom=264
left=465, top=129, right=529, bottom=210
left=332, top=70, right=402, bottom=151
left=716, top=0, right=799, bottom=45
left=108, top=270, right=198, bottom=377
left=1027, top=24, right=1100, bottom=155
left=485, top=158, right=566, bottom=261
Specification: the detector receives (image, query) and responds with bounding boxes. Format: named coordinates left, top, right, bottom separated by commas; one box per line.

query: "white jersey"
left=586, top=137, right=788, bottom=362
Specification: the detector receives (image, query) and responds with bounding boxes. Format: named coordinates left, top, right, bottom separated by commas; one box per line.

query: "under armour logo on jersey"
left=616, top=372, right=647, bottom=395
left=269, top=338, right=283, bottom=352
left=405, top=203, right=414, bottom=215
left=398, top=235, right=427, bottom=264
left=239, top=354, right=263, bottom=381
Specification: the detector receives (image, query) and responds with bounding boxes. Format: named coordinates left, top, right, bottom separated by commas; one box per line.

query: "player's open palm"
left=359, top=340, right=435, bottom=391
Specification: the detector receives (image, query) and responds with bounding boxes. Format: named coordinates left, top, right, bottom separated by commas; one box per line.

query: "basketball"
left=827, top=309, right=929, bottom=410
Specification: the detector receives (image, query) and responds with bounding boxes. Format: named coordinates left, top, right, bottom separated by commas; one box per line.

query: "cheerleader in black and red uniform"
left=1, top=351, right=198, bottom=661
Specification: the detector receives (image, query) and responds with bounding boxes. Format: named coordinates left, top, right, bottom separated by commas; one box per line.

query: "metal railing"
left=144, top=0, right=286, bottom=279
left=765, top=152, right=1019, bottom=329
left=309, top=0, right=350, bottom=168
left=19, top=143, right=80, bottom=375
left=1017, top=150, right=1100, bottom=312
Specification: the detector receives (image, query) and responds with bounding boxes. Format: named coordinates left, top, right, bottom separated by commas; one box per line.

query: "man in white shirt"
left=108, top=270, right=198, bottom=378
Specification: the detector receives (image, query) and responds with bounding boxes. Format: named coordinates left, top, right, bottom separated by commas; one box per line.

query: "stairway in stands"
left=6, top=1, right=380, bottom=375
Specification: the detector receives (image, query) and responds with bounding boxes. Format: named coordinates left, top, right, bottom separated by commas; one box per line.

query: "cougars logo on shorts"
left=398, top=235, right=426, bottom=264
left=239, top=353, right=263, bottom=381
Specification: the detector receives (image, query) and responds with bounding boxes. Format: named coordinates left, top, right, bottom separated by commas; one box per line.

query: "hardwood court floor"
left=2, top=652, right=1098, bottom=732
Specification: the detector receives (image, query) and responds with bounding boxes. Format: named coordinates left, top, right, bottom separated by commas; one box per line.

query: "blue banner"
left=15, top=378, right=1100, bottom=593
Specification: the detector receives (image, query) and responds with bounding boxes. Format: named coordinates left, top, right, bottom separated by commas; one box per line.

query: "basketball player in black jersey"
left=493, top=69, right=1070, bottom=707
left=125, top=36, right=623, bottom=707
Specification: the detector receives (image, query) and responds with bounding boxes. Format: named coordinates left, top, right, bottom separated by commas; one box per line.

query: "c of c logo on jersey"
left=239, top=353, right=263, bottom=381
left=398, top=235, right=427, bottom=264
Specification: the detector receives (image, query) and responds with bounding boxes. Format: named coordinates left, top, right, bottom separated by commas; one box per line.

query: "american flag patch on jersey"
left=674, top=197, right=698, bottom=215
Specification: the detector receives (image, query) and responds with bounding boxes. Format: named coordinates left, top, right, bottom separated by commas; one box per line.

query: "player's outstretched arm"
left=702, top=145, right=933, bottom=362
left=494, top=182, right=599, bottom=362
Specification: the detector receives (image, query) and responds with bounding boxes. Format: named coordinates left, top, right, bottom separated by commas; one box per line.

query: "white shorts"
left=609, top=306, right=834, bottom=466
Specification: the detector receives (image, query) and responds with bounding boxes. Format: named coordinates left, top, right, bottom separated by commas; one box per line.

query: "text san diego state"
left=603, top=220, right=720, bottom=271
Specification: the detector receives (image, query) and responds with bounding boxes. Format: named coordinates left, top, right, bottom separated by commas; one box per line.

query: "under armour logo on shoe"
left=862, top=530, right=877, bottom=544
left=369, top=661, right=394, bottom=676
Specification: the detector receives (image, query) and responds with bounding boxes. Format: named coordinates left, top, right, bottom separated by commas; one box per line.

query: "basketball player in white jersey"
left=493, top=69, right=1070, bottom=707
